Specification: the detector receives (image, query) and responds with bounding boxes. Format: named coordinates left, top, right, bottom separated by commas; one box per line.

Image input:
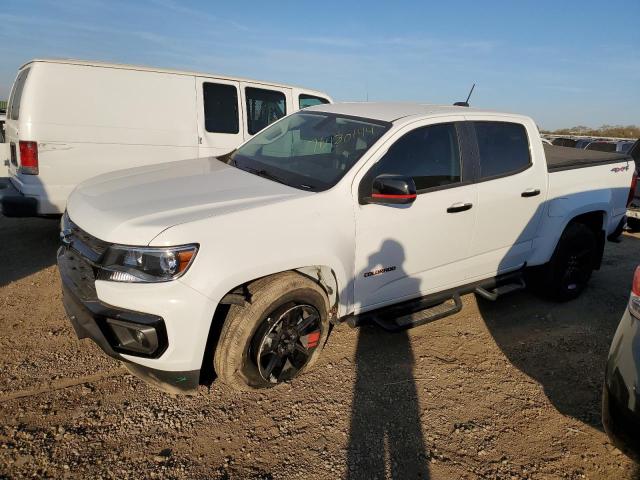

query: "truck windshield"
left=222, top=112, right=390, bottom=191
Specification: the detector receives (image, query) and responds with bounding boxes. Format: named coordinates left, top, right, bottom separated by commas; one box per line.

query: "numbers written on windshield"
left=312, top=125, right=378, bottom=152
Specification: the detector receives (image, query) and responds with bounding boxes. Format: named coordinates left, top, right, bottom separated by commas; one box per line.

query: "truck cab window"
left=299, top=94, right=329, bottom=109
left=245, top=87, right=286, bottom=135
left=203, top=82, right=239, bottom=134
left=474, top=122, right=531, bottom=179
left=369, top=123, right=462, bottom=192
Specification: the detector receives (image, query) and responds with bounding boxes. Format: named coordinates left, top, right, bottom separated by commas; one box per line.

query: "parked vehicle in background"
left=625, top=139, right=640, bottom=231
left=551, top=137, right=577, bottom=147
left=616, top=141, right=635, bottom=154
left=586, top=141, right=617, bottom=153
left=541, top=137, right=552, bottom=145
left=57, top=102, right=636, bottom=392
left=1, top=59, right=331, bottom=217
left=575, top=138, right=594, bottom=149
left=603, top=265, right=640, bottom=461
left=0, top=109, right=8, bottom=177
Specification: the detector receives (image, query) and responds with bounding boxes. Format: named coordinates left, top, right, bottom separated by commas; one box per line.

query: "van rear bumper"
left=0, top=178, right=39, bottom=217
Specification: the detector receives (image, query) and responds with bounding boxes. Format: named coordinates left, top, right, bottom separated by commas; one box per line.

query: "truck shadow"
left=477, top=234, right=639, bottom=430
left=0, top=213, right=60, bottom=286
left=346, top=239, right=430, bottom=479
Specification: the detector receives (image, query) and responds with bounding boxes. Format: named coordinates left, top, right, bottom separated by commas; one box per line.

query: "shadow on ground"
left=478, top=234, right=640, bottom=429
left=0, top=213, right=60, bottom=286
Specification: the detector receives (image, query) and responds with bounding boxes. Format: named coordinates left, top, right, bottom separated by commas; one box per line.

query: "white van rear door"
left=196, top=77, right=244, bottom=157
left=241, top=83, right=292, bottom=138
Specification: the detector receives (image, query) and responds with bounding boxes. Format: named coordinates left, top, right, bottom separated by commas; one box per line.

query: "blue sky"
left=1, top=0, right=638, bottom=130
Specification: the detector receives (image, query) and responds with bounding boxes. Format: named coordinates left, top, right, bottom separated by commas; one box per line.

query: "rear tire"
left=543, top=222, right=597, bottom=301
left=213, top=272, right=330, bottom=391
left=627, top=217, right=640, bottom=232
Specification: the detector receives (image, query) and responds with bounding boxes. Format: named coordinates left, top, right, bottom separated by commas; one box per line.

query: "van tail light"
left=630, top=266, right=640, bottom=319
left=628, top=170, right=638, bottom=207
left=18, top=141, right=39, bottom=175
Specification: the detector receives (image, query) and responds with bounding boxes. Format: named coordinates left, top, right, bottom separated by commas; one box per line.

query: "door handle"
left=521, top=188, right=541, bottom=198
left=447, top=202, right=473, bottom=213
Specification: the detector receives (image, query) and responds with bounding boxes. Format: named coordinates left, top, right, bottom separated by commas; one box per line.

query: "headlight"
left=98, top=244, right=198, bottom=283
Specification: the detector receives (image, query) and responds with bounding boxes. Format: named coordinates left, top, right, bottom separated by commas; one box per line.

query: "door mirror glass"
left=363, top=174, right=417, bottom=205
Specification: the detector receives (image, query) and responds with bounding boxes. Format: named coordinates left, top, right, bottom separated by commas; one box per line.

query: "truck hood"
left=67, top=157, right=307, bottom=245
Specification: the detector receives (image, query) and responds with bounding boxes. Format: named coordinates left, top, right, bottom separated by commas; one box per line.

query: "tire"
left=627, top=217, right=640, bottom=232
left=214, top=272, right=330, bottom=391
left=543, top=222, right=597, bottom=301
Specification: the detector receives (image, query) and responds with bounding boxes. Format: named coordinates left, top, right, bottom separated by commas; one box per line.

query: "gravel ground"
left=0, top=213, right=639, bottom=479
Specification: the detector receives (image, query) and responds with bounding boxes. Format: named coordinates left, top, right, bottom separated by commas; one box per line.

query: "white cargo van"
left=1, top=59, right=331, bottom=216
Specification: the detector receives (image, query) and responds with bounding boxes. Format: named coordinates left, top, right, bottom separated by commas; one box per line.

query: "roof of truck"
left=21, top=58, right=329, bottom=95
left=305, top=101, right=528, bottom=123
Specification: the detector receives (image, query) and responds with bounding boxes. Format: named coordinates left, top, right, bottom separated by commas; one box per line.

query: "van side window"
left=245, top=87, right=286, bottom=135
left=369, top=123, right=462, bottom=192
left=8, top=68, right=31, bottom=121
left=299, top=94, right=329, bottom=109
left=203, top=83, right=239, bottom=134
left=474, top=121, right=531, bottom=179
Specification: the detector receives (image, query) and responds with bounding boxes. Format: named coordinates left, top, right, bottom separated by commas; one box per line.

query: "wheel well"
left=198, top=267, right=339, bottom=383
left=565, top=210, right=606, bottom=269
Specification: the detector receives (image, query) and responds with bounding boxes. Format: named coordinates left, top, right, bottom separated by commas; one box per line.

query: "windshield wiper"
left=241, top=165, right=288, bottom=186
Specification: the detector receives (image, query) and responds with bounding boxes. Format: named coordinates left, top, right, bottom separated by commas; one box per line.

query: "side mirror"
left=361, top=174, right=417, bottom=205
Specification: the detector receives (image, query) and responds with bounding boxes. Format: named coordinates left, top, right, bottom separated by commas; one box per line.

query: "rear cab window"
left=299, top=94, right=329, bottom=109
left=202, top=82, right=239, bottom=134
left=474, top=121, right=531, bottom=179
left=7, top=67, right=31, bottom=121
left=245, top=87, right=286, bottom=135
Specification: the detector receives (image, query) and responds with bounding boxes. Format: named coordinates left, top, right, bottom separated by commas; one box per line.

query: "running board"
left=346, top=294, right=462, bottom=332
left=474, top=277, right=526, bottom=301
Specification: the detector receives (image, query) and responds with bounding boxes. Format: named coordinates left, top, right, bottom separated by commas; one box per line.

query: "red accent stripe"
left=307, top=331, right=321, bottom=343
left=372, top=193, right=416, bottom=199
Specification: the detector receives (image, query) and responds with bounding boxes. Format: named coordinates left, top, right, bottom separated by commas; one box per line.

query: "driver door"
left=352, top=118, right=477, bottom=312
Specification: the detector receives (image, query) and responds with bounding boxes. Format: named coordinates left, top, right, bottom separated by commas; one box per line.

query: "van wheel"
left=544, top=222, right=597, bottom=301
left=214, top=272, right=330, bottom=391
left=627, top=217, right=640, bottom=232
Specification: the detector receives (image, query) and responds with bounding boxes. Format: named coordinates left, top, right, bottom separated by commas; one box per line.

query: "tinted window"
left=203, top=83, right=239, bottom=134
left=226, top=112, right=389, bottom=191
left=299, top=94, right=329, bottom=109
left=8, top=68, right=30, bottom=121
left=245, top=87, right=286, bottom=135
left=370, top=123, right=461, bottom=192
left=475, top=122, right=531, bottom=178
left=586, top=142, right=616, bottom=153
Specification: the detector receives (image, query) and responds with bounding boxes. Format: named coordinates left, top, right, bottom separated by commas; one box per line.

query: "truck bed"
left=544, top=144, right=631, bottom=172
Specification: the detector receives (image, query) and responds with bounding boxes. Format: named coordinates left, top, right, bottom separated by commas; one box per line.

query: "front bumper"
left=0, top=177, right=38, bottom=217
left=58, top=244, right=215, bottom=394
left=603, top=308, right=640, bottom=461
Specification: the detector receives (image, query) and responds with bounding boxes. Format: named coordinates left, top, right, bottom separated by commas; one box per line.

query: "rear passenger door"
left=241, top=83, right=292, bottom=138
left=196, top=77, right=244, bottom=157
left=466, top=120, right=547, bottom=278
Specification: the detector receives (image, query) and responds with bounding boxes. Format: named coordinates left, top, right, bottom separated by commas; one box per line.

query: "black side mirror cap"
left=360, top=174, right=417, bottom=205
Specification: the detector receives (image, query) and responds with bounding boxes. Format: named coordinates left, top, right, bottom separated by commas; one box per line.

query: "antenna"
left=454, top=83, right=476, bottom=107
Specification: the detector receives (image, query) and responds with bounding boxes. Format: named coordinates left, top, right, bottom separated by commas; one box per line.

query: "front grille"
left=65, top=214, right=111, bottom=264
left=59, top=212, right=113, bottom=301
left=58, top=248, right=98, bottom=301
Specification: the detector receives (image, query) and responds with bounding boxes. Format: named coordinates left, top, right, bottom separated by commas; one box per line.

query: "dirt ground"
left=0, top=213, right=639, bottom=480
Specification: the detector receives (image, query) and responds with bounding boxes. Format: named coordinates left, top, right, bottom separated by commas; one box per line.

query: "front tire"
left=543, top=222, right=597, bottom=301
left=214, top=272, right=330, bottom=391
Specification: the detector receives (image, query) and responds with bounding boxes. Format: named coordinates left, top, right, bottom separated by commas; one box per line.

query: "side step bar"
left=475, top=277, right=526, bottom=301
left=344, top=269, right=527, bottom=332
left=371, top=295, right=462, bottom=332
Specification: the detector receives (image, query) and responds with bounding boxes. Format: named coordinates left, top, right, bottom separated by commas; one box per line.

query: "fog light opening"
left=105, top=318, right=159, bottom=355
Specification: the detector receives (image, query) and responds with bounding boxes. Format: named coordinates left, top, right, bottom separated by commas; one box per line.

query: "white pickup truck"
left=57, top=103, right=637, bottom=392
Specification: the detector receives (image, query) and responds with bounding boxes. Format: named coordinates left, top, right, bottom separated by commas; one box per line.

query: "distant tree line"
left=540, top=125, right=640, bottom=139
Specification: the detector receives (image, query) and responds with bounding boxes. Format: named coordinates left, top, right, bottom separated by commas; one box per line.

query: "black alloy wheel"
left=250, top=303, right=323, bottom=384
